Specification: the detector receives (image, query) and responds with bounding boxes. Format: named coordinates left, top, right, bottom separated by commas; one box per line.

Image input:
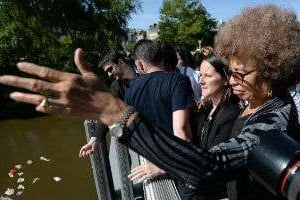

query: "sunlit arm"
left=172, top=109, right=192, bottom=142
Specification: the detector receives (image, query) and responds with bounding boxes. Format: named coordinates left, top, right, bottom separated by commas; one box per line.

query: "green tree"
left=159, top=0, right=217, bottom=50
left=0, top=0, right=140, bottom=119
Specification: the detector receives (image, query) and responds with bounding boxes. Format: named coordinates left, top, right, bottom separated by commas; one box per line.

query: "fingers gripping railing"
left=140, top=156, right=181, bottom=200
left=85, top=120, right=181, bottom=200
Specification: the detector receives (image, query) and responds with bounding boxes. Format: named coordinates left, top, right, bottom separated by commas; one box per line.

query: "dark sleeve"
left=190, top=111, right=204, bottom=145
left=110, top=81, right=125, bottom=99
left=91, top=122, right=108, bottom=140
left=171, top=76, right=194, bottom=111
left=122, top=115, right=217, bottom=188
left=211, top=119, right=237, bottom=147
left=120, top=105, right=290, bottom=187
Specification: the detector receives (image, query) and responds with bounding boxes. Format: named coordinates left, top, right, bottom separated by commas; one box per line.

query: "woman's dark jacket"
left=121, top=90, right=300, bottom=199
left=179, top=102, right=241, bottom=200
left=192, top=102, right=241, bottom=150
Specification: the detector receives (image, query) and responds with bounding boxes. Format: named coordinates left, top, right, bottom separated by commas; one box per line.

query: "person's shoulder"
left=224, top=102, right=242, bottom=112
left=216, top=102, right=241, bottom=122
left=110, top=80, right=121, bottom=89
left=170, top=71, right=190, bottom=80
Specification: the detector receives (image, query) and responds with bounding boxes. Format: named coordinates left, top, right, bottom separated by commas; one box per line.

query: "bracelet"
left=118, top=105, right=135, bottom=128
left=109, top=105, right=135, bottom=138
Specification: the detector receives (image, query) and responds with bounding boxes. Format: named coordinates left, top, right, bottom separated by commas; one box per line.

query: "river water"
left=0, top=116, right=97, bottom=199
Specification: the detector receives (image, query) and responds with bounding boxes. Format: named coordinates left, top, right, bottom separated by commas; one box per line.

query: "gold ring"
left=39, top=98, right=53, bottom=112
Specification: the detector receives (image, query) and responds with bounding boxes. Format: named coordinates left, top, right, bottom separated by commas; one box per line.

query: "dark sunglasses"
left=229, top=69, right=257, bottom=84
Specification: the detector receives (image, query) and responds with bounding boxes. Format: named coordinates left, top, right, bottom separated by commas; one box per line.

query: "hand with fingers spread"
left=0, top=48, right=126, bottom=126
left=79, top=137, right=97, bottom=158
left=128, top=163, right=166, bottom=183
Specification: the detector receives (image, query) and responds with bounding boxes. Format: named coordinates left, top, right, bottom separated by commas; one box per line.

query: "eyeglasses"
left=229, top=69, right=256, bottom=84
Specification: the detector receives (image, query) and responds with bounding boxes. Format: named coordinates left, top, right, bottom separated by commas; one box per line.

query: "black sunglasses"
left=229, top=69, right=257, bottom=84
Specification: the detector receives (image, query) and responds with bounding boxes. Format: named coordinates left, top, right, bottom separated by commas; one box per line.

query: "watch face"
left=110, top=124, right=123, bottom=138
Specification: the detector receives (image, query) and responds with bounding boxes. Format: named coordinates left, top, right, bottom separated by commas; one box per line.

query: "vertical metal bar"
left=84, top=120, right=115, bottom=200
left=112, top=136, right=135, bottom=200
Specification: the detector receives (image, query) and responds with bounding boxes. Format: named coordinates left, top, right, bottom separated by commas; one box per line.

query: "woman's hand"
left=128, top=163, right=166, bottom=182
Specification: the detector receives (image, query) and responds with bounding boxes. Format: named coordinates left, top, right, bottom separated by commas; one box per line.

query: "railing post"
left=112, top=136, right=135, bottom=200
left=84, top=120, right=115, bottom=200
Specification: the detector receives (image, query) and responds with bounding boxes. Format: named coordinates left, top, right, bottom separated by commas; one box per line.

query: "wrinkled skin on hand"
left=128, top=163, right=166, bottom=182
left=79, top=140, right=97, bottom=158
left=0, top=48, right=125, bottom=125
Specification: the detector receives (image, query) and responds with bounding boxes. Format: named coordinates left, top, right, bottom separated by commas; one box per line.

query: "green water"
left=0, top=116, right=97, bottom=200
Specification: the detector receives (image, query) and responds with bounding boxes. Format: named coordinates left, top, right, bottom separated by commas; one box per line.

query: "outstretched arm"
left=0, top=48, right=125, bottom=125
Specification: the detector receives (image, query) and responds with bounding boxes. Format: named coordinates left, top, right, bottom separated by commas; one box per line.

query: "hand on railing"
left=128, top=163, right=166, bottom=182
left=79, top=137, right=97, bottom=158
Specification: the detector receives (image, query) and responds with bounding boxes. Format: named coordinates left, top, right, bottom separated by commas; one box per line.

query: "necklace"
left=241, top=104, right=262, bottom=117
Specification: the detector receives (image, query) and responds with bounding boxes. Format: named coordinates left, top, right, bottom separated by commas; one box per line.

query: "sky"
left=128, top=0, right=300, bottom=29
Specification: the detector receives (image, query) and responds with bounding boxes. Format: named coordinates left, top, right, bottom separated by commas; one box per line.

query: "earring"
left=264, top=83, right=273, bottom=98
left=267, top=88, right=273, bottom=97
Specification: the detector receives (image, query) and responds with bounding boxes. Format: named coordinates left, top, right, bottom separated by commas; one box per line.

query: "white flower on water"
left=40, top=156, right=51, bottom=162
left=16, top=190, right=23, bottom=196
left=17, top=172, right=24, bottom=177
left=53, top=177, right=62, bottom=182
left=17, top=178, right=25, bottom=183
left=15, top=165, right=22, bottom=169
left=4, top=188, right=14, bottom=196
left=32, top=177, right=40, bottom=184
left=26, top=160, right=33, bottom=165
left=17, top=184, right=25, bottom=190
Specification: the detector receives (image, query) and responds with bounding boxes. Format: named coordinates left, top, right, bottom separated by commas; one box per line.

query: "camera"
left=249, top=130, right=300, bottom=200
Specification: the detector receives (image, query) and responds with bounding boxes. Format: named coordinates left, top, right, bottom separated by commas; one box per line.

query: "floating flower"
left=40, top=156, right=51, bottom=162
left=15, top=165, right=22, bottom=170
left=4, top=188, right=14, bottom=196
left=16, top=190, right=23, bottom=196
left=17, top=172, right=24, bottom=177
left=8, top=168, right=17, bottom=178
left=17, top=184, right=25, bottom=190
left=26, top=160, right=33, bottom=165
left=32, top=177, right=40, bottom=184
left=53, top=177, right=62, bottom=182
left=17, top=177, right=25, bottom=183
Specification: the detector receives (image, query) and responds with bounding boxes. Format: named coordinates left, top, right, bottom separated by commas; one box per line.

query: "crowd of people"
left=1, top=4, right=300, bottom=200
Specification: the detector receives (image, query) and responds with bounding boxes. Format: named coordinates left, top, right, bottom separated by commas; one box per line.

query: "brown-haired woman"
left=178, top=55, right=241, bottom=199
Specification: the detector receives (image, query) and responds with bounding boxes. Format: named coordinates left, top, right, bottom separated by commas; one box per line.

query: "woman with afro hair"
left=1, top=4, right=300, bottom=200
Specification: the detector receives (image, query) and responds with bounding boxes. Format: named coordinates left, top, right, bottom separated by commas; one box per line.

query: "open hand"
left=128, top=163, right=166, bottom=182
left=0, top=48, right=125, bottom=125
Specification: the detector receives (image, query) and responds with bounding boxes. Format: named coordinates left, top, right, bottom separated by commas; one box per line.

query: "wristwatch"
left=109, top=105, right=135, bottom=138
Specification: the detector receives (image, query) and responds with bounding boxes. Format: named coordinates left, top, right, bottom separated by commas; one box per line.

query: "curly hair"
left=215, top=5, right=300, bottom=88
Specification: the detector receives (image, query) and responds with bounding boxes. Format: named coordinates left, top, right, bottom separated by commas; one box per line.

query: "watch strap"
left=117, top=105, right=135, bottom=129
left=109, top=105, right=135, bottom=138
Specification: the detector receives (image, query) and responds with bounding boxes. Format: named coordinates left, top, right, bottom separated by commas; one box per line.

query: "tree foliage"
left=0, top=0, right=139, bottom=119
left=158, top=0, right=217, bottom=50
